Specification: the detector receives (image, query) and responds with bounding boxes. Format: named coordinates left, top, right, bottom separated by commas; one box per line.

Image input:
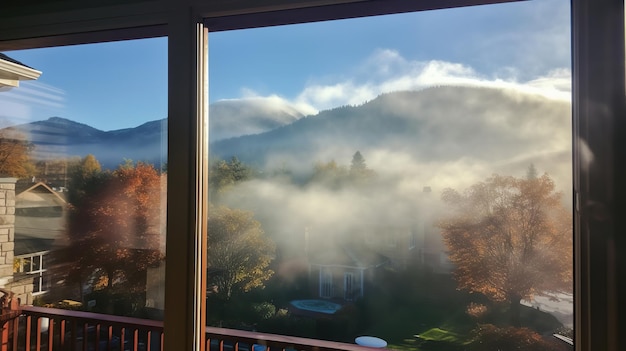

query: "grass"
left=417, top=328, right=463, bottom=343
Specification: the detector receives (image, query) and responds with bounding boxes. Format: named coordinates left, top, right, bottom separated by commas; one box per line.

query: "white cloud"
left=227, top=50, right=572, bottom=117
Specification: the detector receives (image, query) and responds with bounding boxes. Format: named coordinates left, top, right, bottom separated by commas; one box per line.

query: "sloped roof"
left=309, top=244, right=389, bottom=269
left=14, top=238, right=55, bottom=256
left=0, top=52, right=41, bottom=88
left=0, top=53, right=32, bottom=68
left=16, top=182, right=67, bottom=207
left=15, top=181, right=67, bottom=254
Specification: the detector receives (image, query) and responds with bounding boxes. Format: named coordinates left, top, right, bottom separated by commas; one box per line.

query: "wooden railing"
left=15, top=306, right=163, bottom=351
left=3, top=306, right=378, bottom=351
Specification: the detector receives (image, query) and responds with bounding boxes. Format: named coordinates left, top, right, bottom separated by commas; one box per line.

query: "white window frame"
left=320, top=269, right=333, bottom=298
left=14, top=251, right=49, bottom=295
left=344, top=272, right=354, bottom=300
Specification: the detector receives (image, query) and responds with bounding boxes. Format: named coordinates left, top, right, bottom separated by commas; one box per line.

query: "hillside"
left=210, top=86, right=571, bottom=187
left=3, top=86, right=571, bottom=185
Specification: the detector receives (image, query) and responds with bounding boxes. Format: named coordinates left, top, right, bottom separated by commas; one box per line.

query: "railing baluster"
left=1, top=320, right=8, bottom=351
left=36, top=317, right=42, bottom=350
left=24, top=315, right=31, bottom=351
left=95, top=323, right=101, bottom=351
left=120, top=327, right=125, bottom=351
left=47, top=318, right=54, bottom=351
left=133, top=328, right=139, bottom=351
left=82, top=322, right=88, bottom=351
left=60, top=319, right=66, bottom=349
left=146, top=330, right=152, bottom=351
left=107, top=325, right=113, bottom=351
left=11, top=315, right=18, bottom=351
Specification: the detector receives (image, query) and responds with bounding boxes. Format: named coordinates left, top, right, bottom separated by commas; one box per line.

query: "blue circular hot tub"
left=289, top=299, right=342, bottom=314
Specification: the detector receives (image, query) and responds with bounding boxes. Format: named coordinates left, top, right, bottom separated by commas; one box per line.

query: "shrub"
left=469, top=324, right=563, bottom=351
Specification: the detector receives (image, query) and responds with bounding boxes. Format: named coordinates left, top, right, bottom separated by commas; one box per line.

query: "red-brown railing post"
left=0, top=288, right=21, bottom=351
left=47, top=318, right=55, bottom=351
left=24, top=315, right=31, bottom=351
left=0, top=320, right=9, bottom=351
left=11, top=314, right=18, bottom=351
left=36, top=316, right=42, bottom=349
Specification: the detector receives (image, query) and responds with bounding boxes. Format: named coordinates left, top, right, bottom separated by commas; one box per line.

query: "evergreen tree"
left=526, top=163, right=538, bottom=180
left=350, top=151, right=367, bottom=173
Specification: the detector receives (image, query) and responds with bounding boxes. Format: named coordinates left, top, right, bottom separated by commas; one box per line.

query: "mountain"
left=3, top=86, right=571, bottom=185
left=5, top=117, right=167, bottom=170
left=210, top=86, right=571, bottom=177
left=2, top=97, right=302, bottom=170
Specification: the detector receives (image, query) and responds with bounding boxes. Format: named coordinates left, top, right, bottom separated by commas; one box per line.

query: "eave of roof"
left=0, top=53, right=42, bottom=88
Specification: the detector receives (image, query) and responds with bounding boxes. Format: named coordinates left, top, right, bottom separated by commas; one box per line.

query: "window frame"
left=0, top=0, right=623, bottom=350
left=14, top=251, right=49, bottom=295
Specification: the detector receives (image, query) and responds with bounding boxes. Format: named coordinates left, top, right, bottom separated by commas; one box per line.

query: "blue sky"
left=0, top=0, right=569, bottom=131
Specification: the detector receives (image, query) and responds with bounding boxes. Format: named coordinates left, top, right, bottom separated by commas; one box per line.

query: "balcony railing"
left=0, top=306, right=380, bottom=351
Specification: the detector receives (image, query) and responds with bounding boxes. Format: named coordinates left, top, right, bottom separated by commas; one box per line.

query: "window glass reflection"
left=208, top=0, right=573, bottom=350
left=0, top=38, right=167, bottom=321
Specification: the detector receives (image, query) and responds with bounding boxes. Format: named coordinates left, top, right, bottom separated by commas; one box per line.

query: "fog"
left=211, top=85, right=573, bottom=281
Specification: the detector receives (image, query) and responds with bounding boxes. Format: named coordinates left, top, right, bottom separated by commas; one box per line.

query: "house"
left=0, top=54, right=42, bottom=305
left=0, top=1, right=623, bottom=350
left=309, top=244, right=389, bottom=301
left=12, top=181, right=68, bottom=298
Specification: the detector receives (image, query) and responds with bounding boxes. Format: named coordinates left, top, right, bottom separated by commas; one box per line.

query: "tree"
left=207, top=205, right=275, bottom=300
left=526, top=163, right=538, bottom=180
left=311, top=160, right=348, bottom=188
left=64, top=161, right=163, bottom=298
left=210, top=156, right=251, bottom=201
left=0, top=129, right=35, bottom=178
left=67, top=154, right=104, bottom=207
left=349, top=150, right=376, bottom=184
left=438, top=173, right=572, bottom=326
left=350, top=151, right=367, bottom=173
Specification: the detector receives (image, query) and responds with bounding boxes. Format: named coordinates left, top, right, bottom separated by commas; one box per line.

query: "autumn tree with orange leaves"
left=0, top=129, right=35, bottom=178
left=63, top=160, right=164, bottom=301
left=438, top=171, right=572, bottom=326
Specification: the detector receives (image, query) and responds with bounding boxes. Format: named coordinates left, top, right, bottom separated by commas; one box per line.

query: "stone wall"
left=0, top=177, right=32, bottom=305
left=0, top=178, right=16, bottom=286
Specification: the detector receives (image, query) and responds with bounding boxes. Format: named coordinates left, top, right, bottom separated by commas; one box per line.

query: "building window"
left=14, top=252, right=48, bottom=295
left=344, top=273, right=354, bottom=301
left=320, top=270, right=332, bottom=298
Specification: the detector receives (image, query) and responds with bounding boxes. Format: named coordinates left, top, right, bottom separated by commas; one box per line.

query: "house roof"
left=309, top=244, right=389, bottom=269
left=16, top=181, right=67, bottom=207
left=0, top=53, right=32, bottom=68
left=0, top=52, right=42, bottom=88
left=15, top=181, right=67, bottom=254
left=14, top=238, right=55, bottom=256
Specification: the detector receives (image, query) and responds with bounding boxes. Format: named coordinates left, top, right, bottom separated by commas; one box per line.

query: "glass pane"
left=22, top=257, right=31, bottom=273
left=0, top=38, right=167, bottom=321
left=32, top=255, right=41, bottom=271
left=33, top=275, right=41, bottom=293
left=208, top=0, right=572, bottom=350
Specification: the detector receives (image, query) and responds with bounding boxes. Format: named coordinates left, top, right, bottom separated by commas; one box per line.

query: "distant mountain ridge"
left=5, top=117, right=167, bottom=169
left=3, top=87, right=571, bottom=180
left=210, top=86, right=571, bottom=170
